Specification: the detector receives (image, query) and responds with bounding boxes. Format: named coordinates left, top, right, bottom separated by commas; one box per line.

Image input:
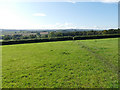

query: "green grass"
left=2, top=38, right=118, bottom=88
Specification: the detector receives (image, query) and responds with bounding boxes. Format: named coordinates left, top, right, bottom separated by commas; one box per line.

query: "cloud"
left=0, top=0, right=119, bottom=3
left=67, top=0, right=119, bottom=3
left=67, top=0, right=118, bottom=3
left=66, top=0, right=77, bottom=3
left=28, top=22, right=115, bottom=30
left=32, top=13, right=46, bottom=16
left=53, top=22, right=77, bottom=29
left=0, top=22, right=116, bottom=29
left=31, top=22, right=77, bottom=29
left=100, top=0, right=118, bottom=3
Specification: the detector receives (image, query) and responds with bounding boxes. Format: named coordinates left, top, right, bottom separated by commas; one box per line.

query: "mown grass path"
left=76, top=41, right=118, bottom=73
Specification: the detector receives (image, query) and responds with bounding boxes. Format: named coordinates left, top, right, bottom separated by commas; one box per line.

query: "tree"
left=48, top=32, right=56, bottom=38
left=55, top=32, right=63, bottom=37
left=3, top=35, right=11, bottom=40
left=29, top=35, right=37, bottom=39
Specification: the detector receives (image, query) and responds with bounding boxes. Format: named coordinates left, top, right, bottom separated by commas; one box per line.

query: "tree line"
left=2, top=29, right=120, bottom=41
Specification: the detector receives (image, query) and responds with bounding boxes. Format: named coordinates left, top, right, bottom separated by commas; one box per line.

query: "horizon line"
left=0, top=28, right=118, bottom=30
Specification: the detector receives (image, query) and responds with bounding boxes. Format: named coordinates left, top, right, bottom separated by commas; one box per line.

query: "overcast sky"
left=0, top=0, right=118, bottom=29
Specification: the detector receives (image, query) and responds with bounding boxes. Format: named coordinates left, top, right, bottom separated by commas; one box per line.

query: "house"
left=40, top=32, right=48, bottom=35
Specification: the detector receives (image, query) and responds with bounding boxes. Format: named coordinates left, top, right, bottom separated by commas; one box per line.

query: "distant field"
left=2, top=38, right=118, bottom=88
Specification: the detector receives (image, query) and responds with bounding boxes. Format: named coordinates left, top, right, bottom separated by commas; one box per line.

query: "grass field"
left=2, top=38, right=118, bottom=88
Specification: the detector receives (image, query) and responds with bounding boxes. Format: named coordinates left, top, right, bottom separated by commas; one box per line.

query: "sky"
left=0, top=0, right=118, bottom=30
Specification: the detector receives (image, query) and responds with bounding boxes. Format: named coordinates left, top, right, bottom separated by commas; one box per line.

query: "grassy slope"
left=2, top=38, right=118, bottom=88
